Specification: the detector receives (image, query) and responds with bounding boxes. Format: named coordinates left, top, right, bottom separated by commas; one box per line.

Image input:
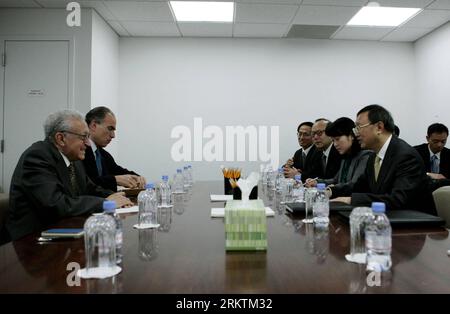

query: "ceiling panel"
left=235, top=3, right=299, bottom=23
left=234, top=23, right=288, bottom=37
left=301, top=0, right=367, bottom=5
left=121, top=21, right=180, bottom=36
left=375, top=0, right=434, bottom=8
left=103, top=1, right=174, bottom=22
left=381, top=26, right=433, bottom=41
left=107, top=20, right=130, bottom=36
left=428, top=0, right=450, bottom=10
left=0, top=0, right=40, bottom=7
left=293, top=5, right=360, bottom=25
left=287, top=24, right=340, bottom=38
left=402, top=9, right=450, bottom=28
left=179, top=22, right=232, bottom=37
left=333, top=26, right=394, bottom=40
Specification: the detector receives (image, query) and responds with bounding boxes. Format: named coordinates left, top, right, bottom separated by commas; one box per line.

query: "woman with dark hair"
left=305, top=117, right=372, bottom=188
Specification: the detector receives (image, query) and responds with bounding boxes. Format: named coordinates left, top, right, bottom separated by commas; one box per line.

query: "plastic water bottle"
left=183, top=166, right=191, bottom=189
left=275, top=167, right=284, bottom=192
left=137, top=183, right=158, bottom=227
left=158, top=175, right=172, bottom=208
left=293, top=174, right=304, bottom=202
left=266, top=165, right=275, bottom=190
left=173, top=169, right=184, bottom=194
left=365, top=202, right=392, bottom=272
left=187, top=165, right=194, bottom=185
left=312, top=183, right=329, bottom=226
left=103, top=200, right=123, bottom=264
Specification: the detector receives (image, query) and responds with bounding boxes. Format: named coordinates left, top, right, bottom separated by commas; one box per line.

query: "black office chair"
left=0, top=192, right=10, bottom=245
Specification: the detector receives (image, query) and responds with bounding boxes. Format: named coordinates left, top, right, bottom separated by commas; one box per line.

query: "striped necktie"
left=374, top=155, right=382, bottom=182
left=68, top=162, right=79, bottom=196
left=430, top=154, right=439, bottom=173
left=95, top=149, right=103, bottom=176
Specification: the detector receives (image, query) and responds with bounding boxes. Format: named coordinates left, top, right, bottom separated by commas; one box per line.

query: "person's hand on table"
left=427, top=172, right=446, bottom=180
left=331, top=197, right=351, bottom=204
left=305, top=178, right=317, bottom=188
left=135, top=176, right=146, bottom=189
left=107, top=192, right=133, bottom=208
left=283, top=166, right=299, bottom=178
left=116, top=174, right=141, bottom=188
left=285, top=158, right=294, bottom=167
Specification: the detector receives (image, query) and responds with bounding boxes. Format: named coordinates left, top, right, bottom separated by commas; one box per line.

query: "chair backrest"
left=0, top=193, right=10, bottom=244
left=432, top=186, right=450, bottom=228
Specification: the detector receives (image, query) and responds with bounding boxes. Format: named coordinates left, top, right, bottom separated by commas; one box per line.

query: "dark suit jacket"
left=6, top=140, right=112, bottom=241
left=83, top=145, right=139, bottom=192
left=290, top=145, right=317, bottom=180
left=305, top=144, right=343, bottom=180
left=319, top=150, right=373, bottom=188
left=414, top=143, right=450, bottom=179
left=331, top=136, right=435, bottom=214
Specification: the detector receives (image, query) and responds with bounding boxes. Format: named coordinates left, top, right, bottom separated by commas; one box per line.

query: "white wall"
left=0, top=8, right=93, bottom=114
left=119, top=38, right=417, bottom=181
left=91, top=10, right=120, bottom=156
left=414, top=22, right=450, bottom=144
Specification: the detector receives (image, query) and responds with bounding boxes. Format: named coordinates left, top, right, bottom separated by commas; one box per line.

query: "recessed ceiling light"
left=347, top=2, right=421, bottom=27
left=170, top=1, right=234, bottom=22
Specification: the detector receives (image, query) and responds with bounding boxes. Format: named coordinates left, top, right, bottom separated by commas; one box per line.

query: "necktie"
left=374, top=155, right=382, bottom=182
left=321, top=153, right=327, bottom=175
left=302, top=151, right=307, bottom=168
left=68, top=162, right=79, bottom=196
left=430, top=155, right=439, bottom=173
left=95, top=149, right=103, bottom=176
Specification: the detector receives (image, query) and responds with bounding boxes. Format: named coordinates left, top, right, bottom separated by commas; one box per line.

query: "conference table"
left=1, top=181, right=450, bottom=294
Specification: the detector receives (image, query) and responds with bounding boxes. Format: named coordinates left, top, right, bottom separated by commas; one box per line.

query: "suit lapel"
left=48, top=142, right=74, bottom=196
left=374, top=137, right=395, bottom=192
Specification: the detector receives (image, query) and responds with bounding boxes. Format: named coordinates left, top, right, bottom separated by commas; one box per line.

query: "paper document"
left=115, top=205, right=139, bottom=214
left=210, top=194, right=233, bottom=202
left=211, top=207, right=275, bottom=218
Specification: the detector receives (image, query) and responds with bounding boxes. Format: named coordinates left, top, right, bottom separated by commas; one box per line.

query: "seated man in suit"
left=414, top=123, right=449, bottom=181
left=283, top=121, right=316, bottom=179
left=414, top=123, right=450, bottom=191
left=306, top=118, right=342, bottom=180
left=84, top=106, right=146, bottom=192
left=6, top=110, right=133, bottom=241
left=330, top=105, right=435, bottom=213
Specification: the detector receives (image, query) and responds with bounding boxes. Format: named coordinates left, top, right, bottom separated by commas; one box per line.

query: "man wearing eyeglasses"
left=283, top=121, right=316, bottom=179
left=306, top=118, right=342, bottom=181
left=83, top=107, right=146, bottom=192
left=5, top=110, right=133, bottom=241
left=330, top=105, right=435, bottom=213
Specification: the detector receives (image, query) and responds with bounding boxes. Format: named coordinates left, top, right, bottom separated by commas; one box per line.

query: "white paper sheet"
left=211, top=207, right=275, bottom=218
left=115, top=205, right=139, bottom=214
left=210, top=194, right=233, bottom=202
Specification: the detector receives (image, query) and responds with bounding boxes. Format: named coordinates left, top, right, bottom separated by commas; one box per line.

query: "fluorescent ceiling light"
left=170, top=1, right=234, bottom=22
left=347, top=4, right=421, bottom=27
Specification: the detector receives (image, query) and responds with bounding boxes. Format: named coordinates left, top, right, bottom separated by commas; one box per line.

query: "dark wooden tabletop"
left=1, top=181, right=450, bottom=293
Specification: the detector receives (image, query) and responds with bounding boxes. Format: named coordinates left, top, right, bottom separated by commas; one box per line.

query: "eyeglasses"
left=352, top=122, right=372, bottom=136
left=311, top=130, right=325, bottom=137
left=62, top=130, right=90, bottom=141
left=297, top=131, right=311, bottom=138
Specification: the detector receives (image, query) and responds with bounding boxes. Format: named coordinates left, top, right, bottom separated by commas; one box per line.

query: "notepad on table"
left=210, top=194, right=233, bottom=202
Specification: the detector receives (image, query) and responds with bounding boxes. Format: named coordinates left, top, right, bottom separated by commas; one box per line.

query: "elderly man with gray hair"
left=5, top=109, right=132, bottom=241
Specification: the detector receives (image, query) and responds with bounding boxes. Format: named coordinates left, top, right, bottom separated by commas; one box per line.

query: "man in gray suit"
left=5, top=109, right=132, bottom=241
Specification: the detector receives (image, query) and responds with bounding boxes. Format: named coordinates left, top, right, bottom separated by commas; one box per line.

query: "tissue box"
left=225, top=199, right=267, bottom=251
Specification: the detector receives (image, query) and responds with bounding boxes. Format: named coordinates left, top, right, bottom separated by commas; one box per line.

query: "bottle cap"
left=316, top=183, right=326, bottom=190
left=103, top=200, right=116, bottom=212
left=372, top=202, right=386, bottom=213
left=145, top=182, right=154, bottom=189
left=162, top=175, right=168, bottom=181
left=278, top=167, right=283, bottom=172
left=177, top=169, right=182, bottom=173
left=294, top=174, right=302, bottom=181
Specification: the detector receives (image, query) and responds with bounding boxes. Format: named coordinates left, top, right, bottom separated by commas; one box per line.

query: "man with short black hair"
left=330, top=105, right=435, bottom=213
left=84, top=106, right=146, bottom=191
left=283, top=121, right=316, bottom=179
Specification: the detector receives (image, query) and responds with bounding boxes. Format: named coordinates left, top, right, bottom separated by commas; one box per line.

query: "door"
left=2, top=40, right=70, bottom=192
